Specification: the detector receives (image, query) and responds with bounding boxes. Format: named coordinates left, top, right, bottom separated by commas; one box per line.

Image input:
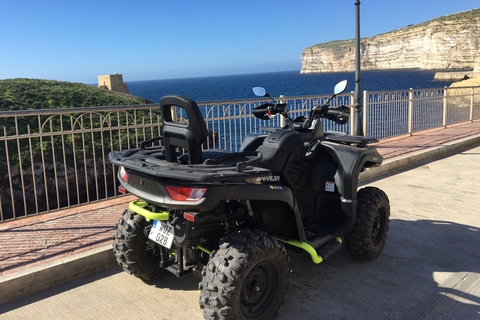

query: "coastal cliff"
left=301, top=8, right=480, bottom=73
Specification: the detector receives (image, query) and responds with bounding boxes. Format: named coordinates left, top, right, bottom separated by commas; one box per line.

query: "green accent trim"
left=196, top=245, right=212, bottom=255
left=129, top=200, right=169, bottom=221
left=277, top=238, right=324, bottom=264
left=277, top=237, right=343, bottom=264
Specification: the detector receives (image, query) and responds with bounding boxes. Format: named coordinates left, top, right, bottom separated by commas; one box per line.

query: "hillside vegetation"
left=0, top=78, right=152, bottom=111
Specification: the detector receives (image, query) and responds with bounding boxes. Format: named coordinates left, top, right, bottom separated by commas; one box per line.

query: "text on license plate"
left=148, top=220, right=175, bottom=249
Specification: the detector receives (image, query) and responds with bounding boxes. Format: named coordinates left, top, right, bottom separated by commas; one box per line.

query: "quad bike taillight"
left=119, top=166, right=128, bottom=182
left=165, top=186, right=207, bottom=201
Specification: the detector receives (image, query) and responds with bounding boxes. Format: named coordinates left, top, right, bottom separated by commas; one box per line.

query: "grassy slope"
left=0, top=78, right=152, bottom=111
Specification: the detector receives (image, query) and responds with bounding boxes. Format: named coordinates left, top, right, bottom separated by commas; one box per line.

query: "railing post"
left=363, top=90, right=368, bottom=137
left=4, top=127, right=16, bottom=219
left=279, top=95, right=286, bottom=128
left=408, top=88, right=413, bottom=135
left=470, top=87, right=474, bottom=122
left=171, top=107, right=178, bottom=122
left=443, top=86, right=448, bottom=128
left=349, top=92, right=355, bottom=135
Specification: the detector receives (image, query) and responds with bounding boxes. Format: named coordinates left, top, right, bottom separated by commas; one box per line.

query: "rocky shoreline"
left=434, top=71, right=480, bottom=81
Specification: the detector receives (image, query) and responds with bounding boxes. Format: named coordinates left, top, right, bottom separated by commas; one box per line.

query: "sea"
left=126, top=69, right=454, bottom=103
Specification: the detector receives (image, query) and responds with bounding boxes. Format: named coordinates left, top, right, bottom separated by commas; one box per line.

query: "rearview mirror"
left=252, top=86, right=267, bottom=97
left=333, top=80, right=348, bottom=96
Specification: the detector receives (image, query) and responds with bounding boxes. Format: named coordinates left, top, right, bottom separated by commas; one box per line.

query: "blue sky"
left=0, top=0, right=478, bottom=84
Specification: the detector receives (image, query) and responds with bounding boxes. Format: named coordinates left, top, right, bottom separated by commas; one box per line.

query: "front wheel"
left=199, top=228, right=290, bottom=320
left=345, top=187, right=390, bottom=261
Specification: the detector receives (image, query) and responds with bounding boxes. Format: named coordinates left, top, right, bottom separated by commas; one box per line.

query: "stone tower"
left=98, top=72, right=129, bottom=94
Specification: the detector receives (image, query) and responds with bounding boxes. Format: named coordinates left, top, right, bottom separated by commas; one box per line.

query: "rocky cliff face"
left=475, top=47, right=480, bottom=72
left=301, top=9, right=480, bottom=73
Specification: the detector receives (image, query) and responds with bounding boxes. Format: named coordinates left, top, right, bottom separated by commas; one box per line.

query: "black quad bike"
left=109, top=80, right=390, bottom=320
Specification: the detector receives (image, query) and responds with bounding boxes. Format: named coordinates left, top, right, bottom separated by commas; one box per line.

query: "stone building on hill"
left=98, top=72, right=129, bottom=94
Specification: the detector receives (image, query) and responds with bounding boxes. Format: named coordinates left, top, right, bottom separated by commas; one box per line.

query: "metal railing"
left=363, top=86, right=480, bottom=139
left=0, top=104, right=162, bottom=222
left=1, top=85, right=479, bottom=222
left=200, top=93, right=352, bottom=151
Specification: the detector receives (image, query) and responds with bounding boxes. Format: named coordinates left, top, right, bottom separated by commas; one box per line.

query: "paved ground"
left=1, top=144, right=479, bottom=320
left=0, top=196, right=134, bottom=277
left=0, top=120, right=480, bottom=319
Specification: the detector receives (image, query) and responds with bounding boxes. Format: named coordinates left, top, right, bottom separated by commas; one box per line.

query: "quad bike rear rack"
left=109, top=147, right=272, bottom=183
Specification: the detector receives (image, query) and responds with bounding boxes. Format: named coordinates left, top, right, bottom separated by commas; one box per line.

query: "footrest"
left=317, top=238, right=343, bottom=260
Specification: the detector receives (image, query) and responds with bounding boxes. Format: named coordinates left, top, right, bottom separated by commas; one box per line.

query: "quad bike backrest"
left=160, top=95, right=208, bottom=164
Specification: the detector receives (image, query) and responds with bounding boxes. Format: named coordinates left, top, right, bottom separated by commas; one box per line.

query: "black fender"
left=319, top=141, right=383, bottom=234
left=239, top=133, right=268, bottom=151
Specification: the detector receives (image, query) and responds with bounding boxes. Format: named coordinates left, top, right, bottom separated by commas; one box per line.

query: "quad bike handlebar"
left=312, top=104, right=351, bottom=125
left=252, top=102, right=288, bottom=120
left=252, top=80, right=350, bottom=130
left=325, top=106, right=350, bottom=125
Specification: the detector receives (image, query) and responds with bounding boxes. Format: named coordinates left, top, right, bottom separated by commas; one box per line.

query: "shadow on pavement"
left=0, top=267, right=123, bottom=314
left=278, top=218, right=480, bottom=320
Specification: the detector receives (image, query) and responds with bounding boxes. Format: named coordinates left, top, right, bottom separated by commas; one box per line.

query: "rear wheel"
left=199, top=228, right=290, bottom=320
left=113, top=210, right=162, bottom=280
left=345, top=187, right=390, bottom=261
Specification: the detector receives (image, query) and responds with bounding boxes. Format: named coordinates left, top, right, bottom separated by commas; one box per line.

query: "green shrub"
left=0, top=78, right=152, bottom=111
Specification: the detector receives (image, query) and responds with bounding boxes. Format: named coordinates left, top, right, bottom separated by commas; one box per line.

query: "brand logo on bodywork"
left=257, top=176, right=281, bottom=182
left=269, top=185, right=283, bottom=190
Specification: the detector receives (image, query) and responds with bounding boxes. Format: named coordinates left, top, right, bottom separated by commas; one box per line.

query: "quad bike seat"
left=178, top=149, right=260, bottom=166
left=323, top=132, right=378, bottom=146
left=160, top=95, right=209, bottom=164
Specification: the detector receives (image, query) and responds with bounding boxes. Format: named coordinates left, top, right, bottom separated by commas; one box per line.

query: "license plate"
left=148, top=220, right=175, bottom=249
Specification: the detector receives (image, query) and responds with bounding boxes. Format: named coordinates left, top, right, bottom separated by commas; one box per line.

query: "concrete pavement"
left=1, top=144, right=479, bottom=320
left=0, top=121, right=480, bottom=319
